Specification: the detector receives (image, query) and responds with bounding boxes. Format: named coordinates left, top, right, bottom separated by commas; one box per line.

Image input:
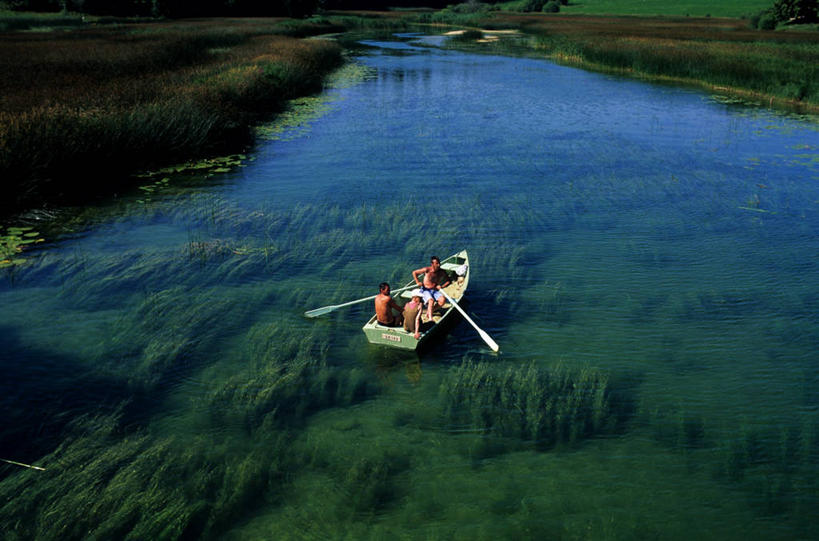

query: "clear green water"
left=1, top=33, right=818, bottom=539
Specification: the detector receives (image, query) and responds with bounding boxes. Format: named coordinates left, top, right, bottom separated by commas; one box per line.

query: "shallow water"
left=1, top=33, right=818, bottom=539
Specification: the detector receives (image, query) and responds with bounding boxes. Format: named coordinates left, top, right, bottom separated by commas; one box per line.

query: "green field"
left=499, top=0, right=774, bottom=18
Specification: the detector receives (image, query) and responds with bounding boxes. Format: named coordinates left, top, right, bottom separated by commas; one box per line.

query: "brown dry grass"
left=0, top=18, right=343, bottom=215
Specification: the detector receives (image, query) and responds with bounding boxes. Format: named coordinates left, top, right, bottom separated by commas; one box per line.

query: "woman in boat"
left=402, top=291, right=424, bottom=339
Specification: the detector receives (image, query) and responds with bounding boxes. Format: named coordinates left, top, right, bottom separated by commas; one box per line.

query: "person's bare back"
left=375, top=282, right=402, bottom=326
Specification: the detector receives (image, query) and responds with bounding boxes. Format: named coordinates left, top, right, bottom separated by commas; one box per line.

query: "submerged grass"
left=0, top=412, right=296, bottom=539
left=0, top=311, right=381, bottom=539
left=439, top=360, right=618, bottom=450
left=642, top=402, right=819, bottom=533
left=2, top=178, right=818, bottom=536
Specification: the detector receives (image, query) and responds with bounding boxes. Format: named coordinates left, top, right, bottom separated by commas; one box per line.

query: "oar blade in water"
left=304, top=305, right=338, bottom=318
left=479, top=329, right=500, bottom=352
left=440, top=289, right=499, bottom=352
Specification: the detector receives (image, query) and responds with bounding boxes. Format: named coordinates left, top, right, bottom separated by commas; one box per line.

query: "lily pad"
left=0, top=258, right=25, bottom=268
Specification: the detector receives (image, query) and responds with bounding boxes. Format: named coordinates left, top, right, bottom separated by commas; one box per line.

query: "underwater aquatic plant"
left=440, top=360, right=616, bottom=450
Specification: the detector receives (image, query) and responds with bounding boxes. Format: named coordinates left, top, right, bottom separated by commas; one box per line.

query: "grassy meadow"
left=483, top=13, right=819, bottom=110
left=0, top=16, right=343, bottom=217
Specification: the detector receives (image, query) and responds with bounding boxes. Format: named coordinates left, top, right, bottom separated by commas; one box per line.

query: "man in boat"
left=375, top=282, right=403, bottom=327
left=412, top=256, right=451, bottom=323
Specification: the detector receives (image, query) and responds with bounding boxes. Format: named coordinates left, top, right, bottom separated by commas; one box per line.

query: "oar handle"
left=304, top=284, right=416, bottom=318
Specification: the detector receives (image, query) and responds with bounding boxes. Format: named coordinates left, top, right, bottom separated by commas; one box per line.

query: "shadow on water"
left=0, top=326, right=131, bottom=477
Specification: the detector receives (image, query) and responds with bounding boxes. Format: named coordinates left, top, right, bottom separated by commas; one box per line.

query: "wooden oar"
left=305, top=284, right=416, bottom=318
left=439, top=289, right=499, bottom=352
left=1, top=458, right=45, bottom=471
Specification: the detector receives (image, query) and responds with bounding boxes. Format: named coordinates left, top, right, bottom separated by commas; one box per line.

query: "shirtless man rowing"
left=375, top=282, right=403, bottom=326
left=412, top=256, right=451, bottom=322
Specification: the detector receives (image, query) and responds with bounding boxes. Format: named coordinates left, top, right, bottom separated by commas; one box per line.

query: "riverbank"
left=0, top=17, right=343, bottom=218
left=280, top=10, right=819, bottom=117
left=3, top=10, right=817, bottom=219
left=339, top=9, right=818, bottom=114
left=467, top=13, right=819, bottom=113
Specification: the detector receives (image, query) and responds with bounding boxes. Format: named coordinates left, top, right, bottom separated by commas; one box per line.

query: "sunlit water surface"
left=1, top=33, right=818, bottom=539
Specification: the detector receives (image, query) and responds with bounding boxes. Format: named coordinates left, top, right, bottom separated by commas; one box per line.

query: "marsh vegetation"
left=427, top=10, right=819, bottom=110
left=0, top=17, right=343, bottom=216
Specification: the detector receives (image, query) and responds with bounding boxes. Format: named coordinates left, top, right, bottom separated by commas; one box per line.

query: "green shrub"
left=450, top=29, right=485, bottom=42
left=449, top=1, right=491, bottom=14
left=773, top=0, right=819, bottom=23
left=542, top=1, right=560, bottom=13
left=758, top=12, right=779, bottom=29
left=521, top=0, right=546, bottom=13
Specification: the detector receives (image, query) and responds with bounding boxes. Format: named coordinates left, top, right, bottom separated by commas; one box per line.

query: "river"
left=1, top=32, right=818, bottom=539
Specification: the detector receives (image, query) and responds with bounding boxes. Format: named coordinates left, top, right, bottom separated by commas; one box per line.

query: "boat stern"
left=362, top=322, right=419, bottom=350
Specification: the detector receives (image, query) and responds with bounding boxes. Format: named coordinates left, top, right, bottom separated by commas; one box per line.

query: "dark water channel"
left=1, top=32, right=818, bottom=539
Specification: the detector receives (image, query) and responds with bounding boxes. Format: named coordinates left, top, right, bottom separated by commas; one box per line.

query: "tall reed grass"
left=538, top=0, right=772, bottom=18
left=0, top=9, right=89, bottom=31
left=0, top=18, right=343, bottom=217
left=471, top=13, right=819, bottom=109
